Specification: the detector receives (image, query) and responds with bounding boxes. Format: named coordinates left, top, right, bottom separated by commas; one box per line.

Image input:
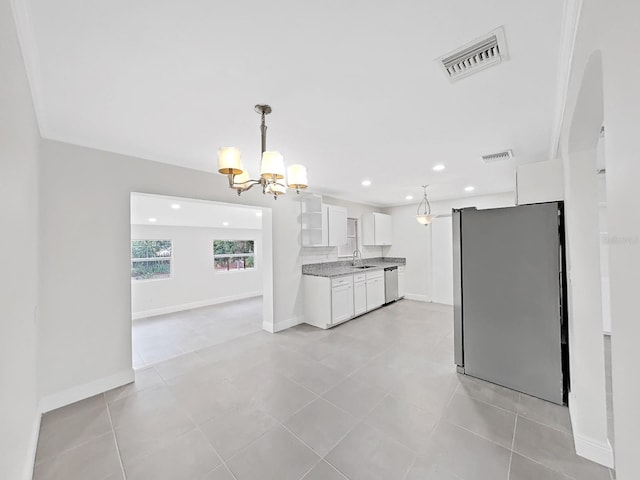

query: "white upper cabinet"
left=301, top=195, right=328, bottom=247
left=362, top=212, right=393, bottom=246
left=327, top=205, right=348, bottom=247
left=300, top=195, right=348, bottom=248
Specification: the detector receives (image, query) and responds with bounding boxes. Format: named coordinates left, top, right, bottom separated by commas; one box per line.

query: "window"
left=213, top=240, right=255, bottom=272
left=131, top=240, right=172, bottom=280
left=338, top=218, right=358, bottom=257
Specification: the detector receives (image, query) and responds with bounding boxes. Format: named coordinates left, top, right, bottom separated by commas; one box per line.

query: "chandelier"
left=416, top=185, right=435, bottom=225
left=217, top=105, right=308, bottom=199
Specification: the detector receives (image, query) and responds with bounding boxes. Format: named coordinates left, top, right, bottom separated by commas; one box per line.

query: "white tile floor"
left=34, top=299, right=614, bottom=480
left=132, top=296, right=264, bottom=367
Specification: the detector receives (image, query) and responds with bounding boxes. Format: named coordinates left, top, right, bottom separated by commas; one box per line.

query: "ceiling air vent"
left=481, top=149, right=514, bottom=163
left=438, top=26, right=508, bottom=82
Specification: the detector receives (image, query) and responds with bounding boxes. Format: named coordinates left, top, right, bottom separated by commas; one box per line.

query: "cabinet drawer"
left=354, top=273, right=366, bottom=283
left=331, top=275, right=353, bottom=287
left=365, top=270, right=384, bottom=280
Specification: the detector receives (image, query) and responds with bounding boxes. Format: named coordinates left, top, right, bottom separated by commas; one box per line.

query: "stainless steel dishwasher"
left=384, top=266, right=398, bottom=304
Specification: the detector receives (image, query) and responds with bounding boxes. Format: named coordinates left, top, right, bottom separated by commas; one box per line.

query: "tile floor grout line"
left=317, top=460, right=350, bottom=480
left=506, top=413, right=518, bottom=480
left=399, top=455, right=417, bottom=480
left=195, top=425, right=240, bottom=480
left=319, top=386, right=385, bottom=421
left=35, top=406, right=116, bottom=465
left=438, top=418, right=513, bottom=453
left=323, top=455, right=361, bottom=480
left=220, top=406, right=305, bottom=466
left=454, top=387, right=520, bottom=415
left=360, top=416, right=426, bottom=460
left=294, top=457, right=324, bottom=480
left=515, top=455, right=579, bottom=480
left=34, top=430, right=117, bottom=471
left=287, top=411, right=359, bottom=465
left=104, top=393, right=127, bottom=480
left=514, top=410, right=574, bottom=436
left=508, top=437, right=582, bottom=480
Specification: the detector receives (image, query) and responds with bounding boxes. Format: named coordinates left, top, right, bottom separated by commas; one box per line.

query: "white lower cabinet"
left=331, top=277, right=354, bottom=325
left=354, top=274, right=367, bottom=316
left=304, top=269, right=389, bottom=329
left=366, top=270, right=385, bottom=311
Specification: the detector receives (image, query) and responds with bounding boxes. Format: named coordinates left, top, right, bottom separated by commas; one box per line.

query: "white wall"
left=516, top=160, right=564, bottom=204
left=562, top=146, right=609, bottom=465
left=386, top=193, right=515, bottom=304
left=37, top=139, right=300, bottom=405
left=301, top=195, right=387, bottom=264
left=0, top=1, right=41, bottom=478
left=431, top=216, right=454, bottom=305
left=131, top=225, right=262, bottom=318
left=596, top=137, right=611, bottom=334
left=557, top=0, right=640, bottom=472
left=587, top=1, right=640, bottom=476
left=385, top=202, right=432, bottom=302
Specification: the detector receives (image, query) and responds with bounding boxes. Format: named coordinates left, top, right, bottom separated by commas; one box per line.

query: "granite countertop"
left=302, top=257, right=406, bottom=278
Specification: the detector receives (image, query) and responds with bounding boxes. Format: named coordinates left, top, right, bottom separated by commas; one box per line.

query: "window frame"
left=131, top=239, right=174, bottom=282
left=338, top=218, right=358, bottom=258
left=213, top=239, right=257, bottom=273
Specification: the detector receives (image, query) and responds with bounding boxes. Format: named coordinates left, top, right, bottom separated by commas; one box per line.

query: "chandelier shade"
left=217, top=147, right=243, bottom=175
left=416, top=214, right=435, bottom=225
left=287, top=164, right=309, bottom=190
left=260, top=151, right=285, bottom=179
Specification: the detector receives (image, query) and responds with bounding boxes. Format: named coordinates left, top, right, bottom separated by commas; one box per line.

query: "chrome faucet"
left=352, top=249, right=362, bottom=266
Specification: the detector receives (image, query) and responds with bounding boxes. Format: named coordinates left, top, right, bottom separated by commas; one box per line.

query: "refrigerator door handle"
left=452, top=208, right=464, bottom=371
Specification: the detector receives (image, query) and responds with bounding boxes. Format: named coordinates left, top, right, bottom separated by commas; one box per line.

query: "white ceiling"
left=131, top=193, right=263, bottom=230
left=19, top=0, right=564, bottom=206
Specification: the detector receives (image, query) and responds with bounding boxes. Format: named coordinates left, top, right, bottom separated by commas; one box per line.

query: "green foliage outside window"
left=131, top=240, right=172, bottom=280
left=213, top=240, right=255, bottom=271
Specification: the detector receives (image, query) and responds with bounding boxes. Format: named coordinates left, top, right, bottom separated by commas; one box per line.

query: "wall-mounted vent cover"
left=481, top=149, right=514, bottom=163
left=438, top=27, right=509, bottom=82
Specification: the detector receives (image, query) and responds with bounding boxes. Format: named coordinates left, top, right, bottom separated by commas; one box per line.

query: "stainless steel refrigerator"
left=453, top=202, right=568, bottom=405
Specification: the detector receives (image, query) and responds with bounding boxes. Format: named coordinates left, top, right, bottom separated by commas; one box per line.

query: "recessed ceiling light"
left=255, top=211, right=263, bottom=217
left=405, top=195, right=413, bottom=200
left=148, top=217, right=157, bottom=223
left=432, top=164, right=446, bottom=171
left=170, top=203, right=181, bottom=210
left=222, top=221, right=229, bottom=226
left=464, top=186, right=475, bottom=192
left=361, top=180, right=372, bottom=187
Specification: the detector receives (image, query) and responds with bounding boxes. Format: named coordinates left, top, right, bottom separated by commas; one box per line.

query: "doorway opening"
left=129, top=193, right=273, bottom=367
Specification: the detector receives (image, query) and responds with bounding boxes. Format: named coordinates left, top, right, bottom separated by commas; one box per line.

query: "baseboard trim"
left=262, top=319, right=275, bottom=333
left=132, top=292, right=262, bottom=320
left=38, top=369, right=135, bottom=414
left=404, top=293, right=431, bottom=302
left=24, top=409, right=42, bottom=480
left=273, top=315, right=304, bottom=333
left=568, top=392, right=614, bottom=468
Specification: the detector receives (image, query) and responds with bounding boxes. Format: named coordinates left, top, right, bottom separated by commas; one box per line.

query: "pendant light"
left=416, top=185, right=435, bottom=225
